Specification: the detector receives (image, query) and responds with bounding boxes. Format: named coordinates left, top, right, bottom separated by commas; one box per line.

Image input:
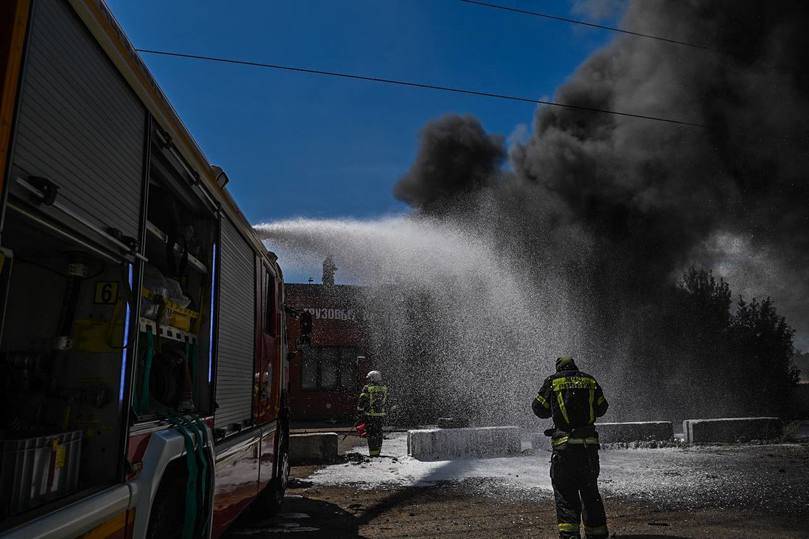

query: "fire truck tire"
left=146, top=469, right=184, bottom=538
left=260, top=425, right=289, bottom=513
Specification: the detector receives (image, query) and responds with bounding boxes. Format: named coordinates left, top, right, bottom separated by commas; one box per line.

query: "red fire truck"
left=0, top=1, right=290, bottom=537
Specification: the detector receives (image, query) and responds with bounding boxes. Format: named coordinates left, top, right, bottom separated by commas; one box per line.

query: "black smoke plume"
left=394, top=114, right=506, bottom=213
left=393, top=0, right=809, bottom=418
left=396, top=0, right=809, bottom=343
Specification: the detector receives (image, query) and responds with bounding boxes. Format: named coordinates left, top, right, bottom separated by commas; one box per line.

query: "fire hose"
left=167, top=415, right=211, bottom=539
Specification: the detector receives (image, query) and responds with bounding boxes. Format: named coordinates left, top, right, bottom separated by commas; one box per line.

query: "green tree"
left=667, top=268, right=797, bottom=418
left=678, top=268, right=732, bottom=333
left=674, top=268, right=734, bottom=415
left=730, top=297, right=797, bottom=415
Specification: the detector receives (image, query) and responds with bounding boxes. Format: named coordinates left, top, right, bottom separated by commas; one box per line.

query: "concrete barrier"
left=408, top=426, right=520, bottom=461
left=531, top=432, right=552, bottom=452
left=683, top=417, right=782, bottom=444
left=289, top=432, right=339, bottom=464
left=531, top=421, right=673, bottom=451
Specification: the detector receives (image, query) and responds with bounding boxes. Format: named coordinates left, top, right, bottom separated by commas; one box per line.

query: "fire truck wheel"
left=261, top=426, right=289, bottom=513
left=146, top=469, right=184, bottom=538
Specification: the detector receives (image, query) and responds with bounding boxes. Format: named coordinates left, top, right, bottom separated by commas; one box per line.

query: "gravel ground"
left=227, top=432, right=809, bottom=538
left=597, top=443, right=809, bottom=513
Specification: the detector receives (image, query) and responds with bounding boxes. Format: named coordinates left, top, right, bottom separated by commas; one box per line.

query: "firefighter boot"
left=366, top=418, right=383, bottom=457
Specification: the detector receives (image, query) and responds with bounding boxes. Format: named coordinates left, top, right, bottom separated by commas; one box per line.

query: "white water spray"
left=255, top=216, right=587, bottom=425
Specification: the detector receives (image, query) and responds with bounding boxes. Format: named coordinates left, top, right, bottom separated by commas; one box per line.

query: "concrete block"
left=289, top=432, right=339, bottom=464
left=530, top=421, right=673, bottom=451
left=531, top=432, right=552, bottom=452
left=683, top=417, right=782, bottom=444
left=408, top=426, right=520, bottom=461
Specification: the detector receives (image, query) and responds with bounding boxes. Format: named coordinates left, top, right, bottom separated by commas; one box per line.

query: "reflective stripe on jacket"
left=532, top=370, right=608, bottom=433
left=357, top=384, right=388, bottom=417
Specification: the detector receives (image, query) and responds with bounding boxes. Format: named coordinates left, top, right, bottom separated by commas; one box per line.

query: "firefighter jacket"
left=532, top=369, right=608, bottom=446
left=357, top=384, right=388, bottom=419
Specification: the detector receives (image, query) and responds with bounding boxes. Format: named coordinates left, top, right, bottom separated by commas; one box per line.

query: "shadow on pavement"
left=352, top=484, right=430, bottom=528
left=225, top=496, right=359, bottom=538
left=348, top=449, right=483, bottom=528
left=613, top=536, right=690, bottom=538
left=226, top=453, right=482, bottom=537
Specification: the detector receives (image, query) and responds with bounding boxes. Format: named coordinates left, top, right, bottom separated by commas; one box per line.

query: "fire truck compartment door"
left=10, top=0, right=145, bottom=242
left=215, top=215, right=256, bottom=431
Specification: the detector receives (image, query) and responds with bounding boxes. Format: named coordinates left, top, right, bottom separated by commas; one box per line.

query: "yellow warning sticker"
left=94, top=282, right=119, bottom=304
left=54, top=441, right=66, bottom=469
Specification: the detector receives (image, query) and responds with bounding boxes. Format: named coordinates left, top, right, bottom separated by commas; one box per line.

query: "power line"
left=458, top=0, right=713, bottom=51
left=135, top=48, right=705, bottom=128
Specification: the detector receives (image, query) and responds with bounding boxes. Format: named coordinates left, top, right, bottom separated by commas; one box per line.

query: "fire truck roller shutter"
left=215, top=215, right=256, bottom=431
left=10, top=0, right=145, bottom=240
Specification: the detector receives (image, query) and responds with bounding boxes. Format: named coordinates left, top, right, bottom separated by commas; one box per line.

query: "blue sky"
left=106, top=0, right=618, bottom=223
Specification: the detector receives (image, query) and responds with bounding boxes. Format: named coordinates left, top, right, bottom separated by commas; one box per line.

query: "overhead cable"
left=135, top=48, right=705, bottom=128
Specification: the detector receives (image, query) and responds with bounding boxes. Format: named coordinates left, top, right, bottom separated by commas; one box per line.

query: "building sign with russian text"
left=302, top=307, right=360, bottom=322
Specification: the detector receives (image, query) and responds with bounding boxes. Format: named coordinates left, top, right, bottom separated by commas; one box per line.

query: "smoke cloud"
left=393, top=114, right=506, bottom=213
left=395, top=0, right=809, bottom=348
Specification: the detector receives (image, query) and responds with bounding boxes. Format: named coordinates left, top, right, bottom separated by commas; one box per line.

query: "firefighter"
left=356, top=370, right=388, bottom=457
left=532, top=356, right=609, bottom=539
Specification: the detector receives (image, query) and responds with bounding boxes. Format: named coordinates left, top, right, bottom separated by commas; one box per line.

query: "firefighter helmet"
left=555, top=356, right=578, bottom=372
left=366, top=370, right=382, bottom=383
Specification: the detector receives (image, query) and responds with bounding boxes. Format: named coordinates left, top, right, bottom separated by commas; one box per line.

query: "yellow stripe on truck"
left=79, top=510, right=132, bottom=538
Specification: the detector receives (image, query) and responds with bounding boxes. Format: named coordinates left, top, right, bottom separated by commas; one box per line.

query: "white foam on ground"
left=309, top=432, right=553, bottom=491
left=302, top=433, right=809, bottom=513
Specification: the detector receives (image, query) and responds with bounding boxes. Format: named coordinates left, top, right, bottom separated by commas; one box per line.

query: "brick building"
left=285, top=283, right=372, bottom=422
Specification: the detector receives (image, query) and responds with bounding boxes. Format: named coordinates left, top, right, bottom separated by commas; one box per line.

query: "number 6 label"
left=94, top=281, right=119, bottom=304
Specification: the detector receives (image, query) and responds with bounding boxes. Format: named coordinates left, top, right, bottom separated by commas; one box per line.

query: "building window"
left=321, top=354, right=338, bottom=389
left=300, top=347, right=359, bottom=391
left=302, top=354, right=318, bottom=389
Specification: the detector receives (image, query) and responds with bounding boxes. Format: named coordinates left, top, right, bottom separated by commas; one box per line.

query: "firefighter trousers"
left=550, top=446, right=608, bottom=538
left=366, top=417, right=384, bottom=457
